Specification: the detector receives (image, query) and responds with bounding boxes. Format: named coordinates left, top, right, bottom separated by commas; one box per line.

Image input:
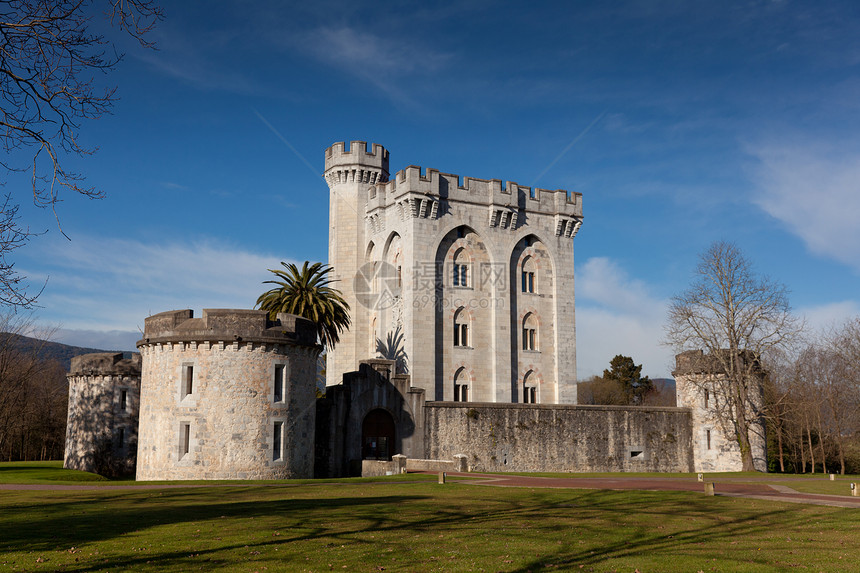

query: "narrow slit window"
left=706, top=429, right=711, bottom=450
left=182, top=365, right=194, bottom=399
left=120, top=389, right=128, bottom=411
left=704, top=388, right=709, bottom=409
left=118, top=427, right=125, bottom=448
left=273, top=421, right=284, bottom=461
left=274, top=364, right=285, bottom=403
left=180, top=423, right=191, bottom=459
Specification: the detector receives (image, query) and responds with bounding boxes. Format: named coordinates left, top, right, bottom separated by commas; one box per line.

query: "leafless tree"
left=0, top=0, right=162, bottom=308
left=665, top=241, right=803, bottom=471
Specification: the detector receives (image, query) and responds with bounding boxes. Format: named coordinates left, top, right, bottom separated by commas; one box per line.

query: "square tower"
left=325, top=142, right=583, bottom=404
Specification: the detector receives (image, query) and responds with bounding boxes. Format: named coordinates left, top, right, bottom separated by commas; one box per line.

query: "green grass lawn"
left=2, top=474, right=859, bottom=571
left=0, top=461, right=112, bottom=484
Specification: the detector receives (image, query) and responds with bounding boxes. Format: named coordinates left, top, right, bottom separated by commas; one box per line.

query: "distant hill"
left=2, top=333, right=124, bottom=372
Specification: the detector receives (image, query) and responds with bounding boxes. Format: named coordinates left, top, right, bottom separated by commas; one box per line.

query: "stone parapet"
left=138, top=309, right=317, bottom=348
left=70, top=352, right=141, bottom=376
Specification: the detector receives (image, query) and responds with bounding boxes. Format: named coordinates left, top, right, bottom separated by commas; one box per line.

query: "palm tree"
left=256, top=261, right=350, bottom=350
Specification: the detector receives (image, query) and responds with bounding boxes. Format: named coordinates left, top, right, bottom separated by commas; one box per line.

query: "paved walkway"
left=432, top=472, right=860, bottom=508
left=3, top=474, right=859, bottom=508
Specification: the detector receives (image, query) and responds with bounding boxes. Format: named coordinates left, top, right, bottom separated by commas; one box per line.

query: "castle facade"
left=62, top=142, right=768, bottom=480
left=325, top=142, right=583, bottom=404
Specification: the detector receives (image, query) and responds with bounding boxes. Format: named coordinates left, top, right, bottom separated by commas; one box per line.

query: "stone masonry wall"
left=64, top=353, right=141, bottom=474
left=136, top=309, right=321, bottom=480
left=424, top=403, right=694, bottom=473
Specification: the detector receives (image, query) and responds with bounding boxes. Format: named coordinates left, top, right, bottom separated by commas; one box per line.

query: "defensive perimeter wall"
left=424, top=402, right=693, bottom=473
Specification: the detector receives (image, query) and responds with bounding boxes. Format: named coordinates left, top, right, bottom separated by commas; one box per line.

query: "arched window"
left=452, top=248, right=469, bottom=288
left=523, top=370, right=538, bottom=404
left=393, top=252, right=402, bottom=289
left=454, top=367, right=469, bottom=402
left=521, top=255, right=536, bottom=293
left=453, top=307, right=469, bottom=347
left=522, top=313, right=538, bottom=351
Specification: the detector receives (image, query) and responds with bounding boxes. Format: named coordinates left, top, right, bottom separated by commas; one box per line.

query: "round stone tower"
left=135, top=309, right=322, bottom=480
left=324, top=141, right=389, bottom=388
left=65, top=352, right=141, bottom=475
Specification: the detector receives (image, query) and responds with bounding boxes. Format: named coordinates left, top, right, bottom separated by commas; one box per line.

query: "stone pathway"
left=433, top=472, right=860, bottom=508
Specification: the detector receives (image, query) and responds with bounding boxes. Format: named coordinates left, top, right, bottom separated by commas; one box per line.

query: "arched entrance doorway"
left=362, top=409, right=395, bottom=460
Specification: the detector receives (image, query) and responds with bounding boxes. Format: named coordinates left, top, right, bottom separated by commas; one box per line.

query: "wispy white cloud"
left=797, top=300, right=860, bottom=335
left=24, top=235, right=297, bottom=347
left=747, top=140, right=860, bottom=272
left=576, top=257, right=673, bottom=379
left=294, top=26, right=452, bottom=108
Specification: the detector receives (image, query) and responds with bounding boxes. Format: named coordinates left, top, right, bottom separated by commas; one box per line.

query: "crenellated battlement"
left=137, top=309, right=319, bottom=348
left=369, top=164, right=582, bottom=219
left=324, top=141, right=389, bottom=187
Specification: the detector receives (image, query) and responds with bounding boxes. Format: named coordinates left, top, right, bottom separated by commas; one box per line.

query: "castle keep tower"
left=135, top=309, right=321, bottom=480
left=325, top=142, right=583, bottom=404
left=65, top=352, right=141, bottom=475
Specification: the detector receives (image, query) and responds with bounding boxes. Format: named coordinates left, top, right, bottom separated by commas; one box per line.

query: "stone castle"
left=325, top=141, right=581, bottom=404
left=63, top=142, right=767, bottom=479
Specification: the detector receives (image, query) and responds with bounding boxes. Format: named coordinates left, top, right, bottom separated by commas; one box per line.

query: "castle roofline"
left=68, top=352, right=141, bottom=376
left=137, top=309, right=320, bottom=349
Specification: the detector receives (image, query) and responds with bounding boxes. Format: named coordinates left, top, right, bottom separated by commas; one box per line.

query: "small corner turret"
left=324, top=141, right=389, bottom=188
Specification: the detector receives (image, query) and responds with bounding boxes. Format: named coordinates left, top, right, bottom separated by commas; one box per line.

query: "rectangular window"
left=273, top=421, right=284, bottom=461
left=118, top=427, right=125, bottom=448
left=453, top=264, right=468, bottom=287
left=706, top=429, right=711, bottom=450
left=704, top=389, right=709, bottom=409
left=274, top=364, right=285, bottom=403
left=180, top=423, right=191, bottom=459
left=522, top=328, right=536, bottom=351
left=120, top=389, right=128, bottom=411
left=522, top=271, right=535, bottom=293
left=182, top=365, right=194, bottom=399
left=454, top=323, right=468, bottom=347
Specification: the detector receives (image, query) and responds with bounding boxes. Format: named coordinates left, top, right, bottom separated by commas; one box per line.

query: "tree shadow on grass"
left=3, top=485, right=856, bottom=572
left=501, top=489, right=858, bottom=572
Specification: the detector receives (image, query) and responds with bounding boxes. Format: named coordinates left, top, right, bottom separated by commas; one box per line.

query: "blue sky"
left=9, top=0, right=860, bottom=379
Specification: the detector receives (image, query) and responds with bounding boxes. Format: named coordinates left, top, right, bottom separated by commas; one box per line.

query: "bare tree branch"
left=665, top=241, right=803, bottom=471
left=0, top=0, right=161, bottom=308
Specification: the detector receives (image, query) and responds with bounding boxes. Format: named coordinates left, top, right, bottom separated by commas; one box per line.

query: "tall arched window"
left=453, top=307, right=469, bottom=347
left=521, top=255, right=536, bottom=293
left=522, top=313, right=538, bottom=351
left=453, top=248, right=469, bottom=288
left=523, top=370, right=537, bottom=404
left=454, top=367, right=469, bottom=402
